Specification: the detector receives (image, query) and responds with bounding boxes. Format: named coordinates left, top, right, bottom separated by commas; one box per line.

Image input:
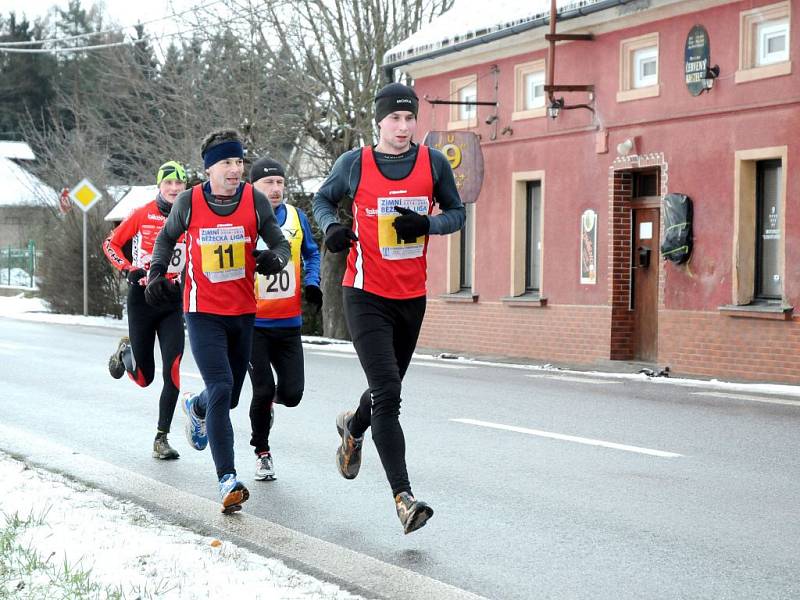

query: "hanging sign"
left=580, top=209, right=597, bottom=285
left=422, top=131, right=484, bottom=203
left=685, top=25, right=711, bottom=97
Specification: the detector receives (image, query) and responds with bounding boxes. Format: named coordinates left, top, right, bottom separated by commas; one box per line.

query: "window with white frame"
left=513, top=59, right=547, bottom=120
left=524, top=71, right=546, bottom=109
left=449, top=74, right=478, bottom=129
left=459, top=82, right=477, bottom=121
left=633, top=46, right=658, bottom=88
left=757, top=19, right=789, bottom=65
left=737, top=2, right=791, bottom=84
left=617, top=32, right=660, bottom=102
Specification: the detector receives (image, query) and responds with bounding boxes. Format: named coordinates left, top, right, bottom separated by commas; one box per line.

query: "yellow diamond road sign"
left=69, top=178, right=102, bottom=212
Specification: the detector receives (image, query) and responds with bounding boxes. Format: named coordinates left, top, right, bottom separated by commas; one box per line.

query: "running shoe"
left=335, top=410, right=363, bottom=480
left=219, top=473, right=249, bottom=514
left=152, top=433, right=180, bottom=460
left=108, top=336, right=130, bottom=379
left=181, top=392, right=207, bottom=451
left=395, top=492, right=434, bottom=535
left=254, top=452, right=275, bottom=481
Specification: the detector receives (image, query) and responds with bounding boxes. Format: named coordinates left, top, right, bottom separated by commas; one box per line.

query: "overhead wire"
left=0, top=0, right=226, bottom=48
left=0, top=7, right=245, bottom=55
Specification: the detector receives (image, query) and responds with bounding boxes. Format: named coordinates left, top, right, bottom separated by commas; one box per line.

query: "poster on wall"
left=580, top=209, right=597, bottom=284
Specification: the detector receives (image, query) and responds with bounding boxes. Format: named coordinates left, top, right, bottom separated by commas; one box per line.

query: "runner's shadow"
left=397, top=548, right=428, bottom=566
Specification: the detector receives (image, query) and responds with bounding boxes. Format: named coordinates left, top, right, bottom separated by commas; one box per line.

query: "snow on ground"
left=0, top=453, right=363, bottom=600
left=0, top=267, right=36, bottom=288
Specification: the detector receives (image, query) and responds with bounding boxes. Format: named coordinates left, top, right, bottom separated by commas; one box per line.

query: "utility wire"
left=0, top=0, right=226, bottom=47
left=0, top=13, right=244, bottom=55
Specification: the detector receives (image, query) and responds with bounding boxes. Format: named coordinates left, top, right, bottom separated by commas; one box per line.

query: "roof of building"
left=0, top=141, right=36, bottom=161
left=0, top=157, right=57, bottom=207
left=103, top=185, right=158, bottom=222
left=385, top=0, right=605, bottom=64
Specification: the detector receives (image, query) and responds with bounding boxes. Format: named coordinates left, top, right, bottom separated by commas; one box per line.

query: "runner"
left=145, top=130, right=290, bottom=514
left=103, top=160, right=188, bottom=461
left=312, top=83, right=465, bottom=533
left=247, top=157, right=322, bottom=481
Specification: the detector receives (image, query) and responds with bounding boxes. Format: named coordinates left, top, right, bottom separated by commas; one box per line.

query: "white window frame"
left=459, top=83, right=477, bottom=121
left=512, top=59, right=547, bottom=120
left=757, top=20, right=789, bottom=65
left=524, top=71, right=546, bottom=110
left=736, top=2, right=792, bottom=84
left=633, top=46, right=658, bottom=88
left=617, top=32, right=660, bottom=103
left=448, top=74, right=478, bottom=130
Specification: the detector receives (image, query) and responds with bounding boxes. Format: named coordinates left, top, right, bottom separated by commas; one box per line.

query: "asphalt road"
left=1, top=317, right=799, bottom=599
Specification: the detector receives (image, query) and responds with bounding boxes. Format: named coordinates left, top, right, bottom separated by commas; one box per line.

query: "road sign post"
left=68, top=179, right=102, bottom=316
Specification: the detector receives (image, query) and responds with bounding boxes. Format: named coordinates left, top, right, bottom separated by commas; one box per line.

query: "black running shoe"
left=395, top=492, right=434, bottom=535
left=108, top=336, right=130, bottom=379
left=336, top=411, right=363, bottom=479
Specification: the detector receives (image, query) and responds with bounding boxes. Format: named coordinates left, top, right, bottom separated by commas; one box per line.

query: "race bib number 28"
left=199, top=226, right=246, bottom=282
left=167, top=242, right=187, bottom=274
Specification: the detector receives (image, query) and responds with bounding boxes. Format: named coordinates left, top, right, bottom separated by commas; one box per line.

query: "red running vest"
left=183, top=184, right=258, bottom=315
left=344, top=145, right=434, bottom=299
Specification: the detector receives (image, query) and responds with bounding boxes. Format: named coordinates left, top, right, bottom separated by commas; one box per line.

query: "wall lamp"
left=547, top=97, right=565, bottom=119
left=702, top=64, right=720, bottom=92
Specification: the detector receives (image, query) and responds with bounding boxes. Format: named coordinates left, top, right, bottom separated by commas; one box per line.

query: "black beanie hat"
left=374, top=83, right=419, bottom=123
left=249, top=157, right=285, bottom=183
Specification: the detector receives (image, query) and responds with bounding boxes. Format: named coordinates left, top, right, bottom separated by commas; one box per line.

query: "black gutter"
left=382, top=0, right=632, bottom=82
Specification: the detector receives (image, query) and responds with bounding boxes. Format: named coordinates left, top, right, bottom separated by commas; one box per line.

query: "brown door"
left=632, top=207, right=659, bottom=361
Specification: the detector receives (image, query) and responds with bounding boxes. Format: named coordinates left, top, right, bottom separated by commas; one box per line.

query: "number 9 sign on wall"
left=423, top=131, right=484, bottom=203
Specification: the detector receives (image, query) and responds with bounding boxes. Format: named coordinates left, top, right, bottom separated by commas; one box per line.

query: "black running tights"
left=126, top=285, right=184, bottom=433
left=343, top=287, right=426, bottom=497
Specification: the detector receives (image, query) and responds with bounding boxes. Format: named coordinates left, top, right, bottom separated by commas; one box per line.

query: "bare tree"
left=241, top=0, right=454, bottom=338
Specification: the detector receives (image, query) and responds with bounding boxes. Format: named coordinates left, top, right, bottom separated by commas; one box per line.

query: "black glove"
left=324, top=223, right=358, bottom=253
left=304, top=284, right=323, bottom=312
left=393, top=206, right=429, bottom=243
left=252, top=249, right=284, bottom=275
left=125, top=268, right=147, bottom=286
left=144, top=267, right=181, bottom=307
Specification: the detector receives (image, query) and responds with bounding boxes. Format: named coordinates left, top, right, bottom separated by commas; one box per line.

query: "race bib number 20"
left=256, top=265, right=296, bottom=300
left=199, top=226, right=246, bottom=282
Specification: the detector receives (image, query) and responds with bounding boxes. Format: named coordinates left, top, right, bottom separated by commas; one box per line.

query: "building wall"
left=413, top=0, right=800, bottom=382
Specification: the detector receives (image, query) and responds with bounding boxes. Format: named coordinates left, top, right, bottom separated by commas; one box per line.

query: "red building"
left=385, top=0, right=799, bottom=383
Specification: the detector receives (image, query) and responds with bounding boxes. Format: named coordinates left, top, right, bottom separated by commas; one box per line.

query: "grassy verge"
left=0, top=508, right=173, bottom=599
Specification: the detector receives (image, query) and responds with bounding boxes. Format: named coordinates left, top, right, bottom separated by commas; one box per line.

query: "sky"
left=1, top=0, right=192, bottom=26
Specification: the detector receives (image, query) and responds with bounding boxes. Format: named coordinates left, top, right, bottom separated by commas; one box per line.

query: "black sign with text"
left=685, top=25, right=710, bottom=96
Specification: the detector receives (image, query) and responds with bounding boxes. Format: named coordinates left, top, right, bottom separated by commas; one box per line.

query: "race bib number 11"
left=199, top=226, right=246, bottom=282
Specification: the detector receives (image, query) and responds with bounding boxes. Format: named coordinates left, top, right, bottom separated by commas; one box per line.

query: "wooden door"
left=632, top=207, right=659, bottom=361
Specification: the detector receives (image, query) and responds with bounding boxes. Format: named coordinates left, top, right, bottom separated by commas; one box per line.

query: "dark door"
left=632, top=207, right=659, bottom=361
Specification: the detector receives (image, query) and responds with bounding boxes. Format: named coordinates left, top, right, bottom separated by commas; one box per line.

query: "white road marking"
left=451, top=418, right=683, bottom=458
left=526, top=374, right=620, bottom=385
left=691, top=391, right=800, bottom=408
